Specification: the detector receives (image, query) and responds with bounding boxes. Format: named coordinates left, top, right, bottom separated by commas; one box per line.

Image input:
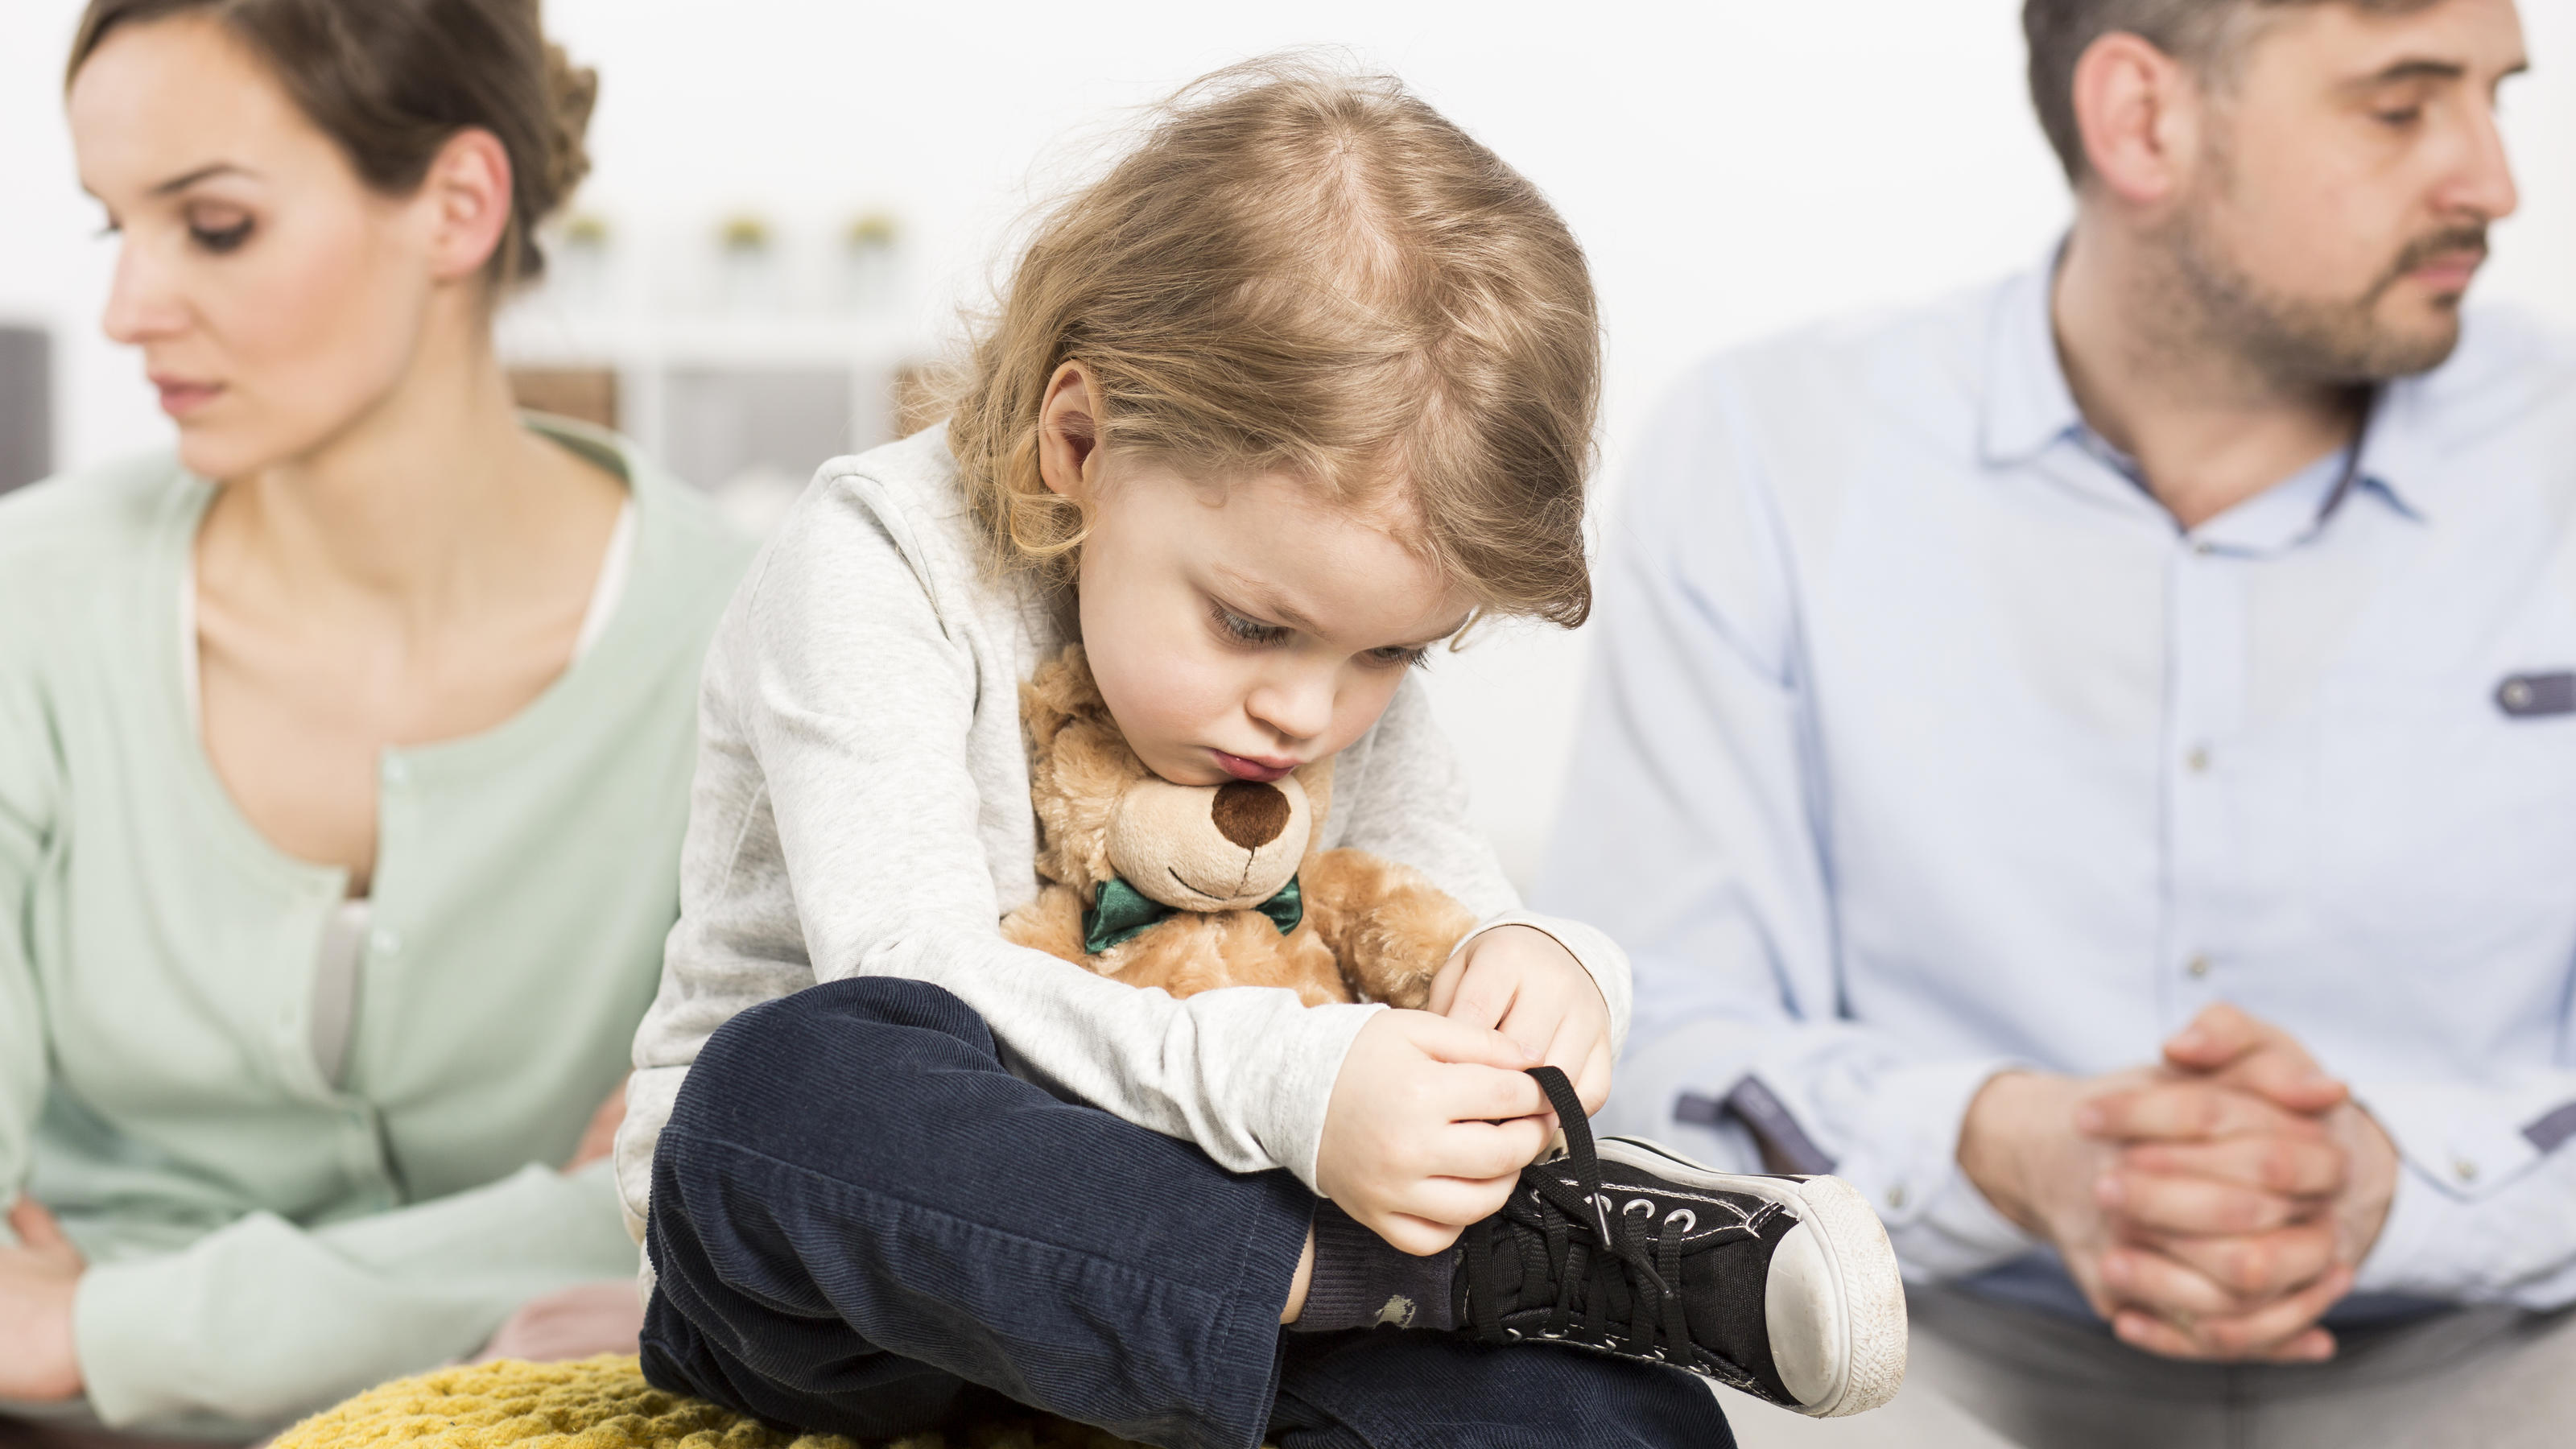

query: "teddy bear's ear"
left=1022, top=645, right=1147, bottom=893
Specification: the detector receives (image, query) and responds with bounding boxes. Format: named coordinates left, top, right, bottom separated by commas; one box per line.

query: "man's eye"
left=189, top=220, right=254, bottom=254
left=2374, top=106, right=2424, bottom=128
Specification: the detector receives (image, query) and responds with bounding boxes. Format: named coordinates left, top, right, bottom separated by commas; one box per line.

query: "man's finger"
left=2134, top=1223, right=2340, bottom=1301
left=2116, top=1264, right=2354, bottom=1362
left=2114, top=1309, right=2338, bottom=1364
left=2095, top=1245, right=2254, bottom=1319
left=2120, top=1134, right=2349, bottom=1198
left=2161, top=1002, right=2267, bottom=1071
left=2099, top=1168, right=2306, bottom=1236
left=2079, top=1081, right=2328, bottom=1144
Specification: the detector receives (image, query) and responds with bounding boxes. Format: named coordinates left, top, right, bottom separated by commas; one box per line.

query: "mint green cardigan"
left=0, top=422, right=753, bottom=1435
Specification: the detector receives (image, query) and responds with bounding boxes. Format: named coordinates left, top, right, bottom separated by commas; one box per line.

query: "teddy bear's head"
left=1022, top=646, right=1332, bottom=910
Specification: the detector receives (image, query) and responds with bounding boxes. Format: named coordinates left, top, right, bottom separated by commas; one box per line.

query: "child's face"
left=1075, top=456, right=1469, bottom=786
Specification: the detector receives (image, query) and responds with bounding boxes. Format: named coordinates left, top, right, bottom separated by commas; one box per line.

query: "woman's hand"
left=1428, top=925, right=1613, bottom=1118
left=0, top=1198, right=87, bottom=1402
left=566, top=1075, right=629, bottom=1172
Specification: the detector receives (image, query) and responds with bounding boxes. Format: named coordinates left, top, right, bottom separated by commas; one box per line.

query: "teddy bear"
left=999, top=645, right=1476, bottom=1008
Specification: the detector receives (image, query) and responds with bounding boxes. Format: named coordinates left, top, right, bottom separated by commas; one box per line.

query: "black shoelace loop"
left=1463, top=1066, right=1698, bottom=1364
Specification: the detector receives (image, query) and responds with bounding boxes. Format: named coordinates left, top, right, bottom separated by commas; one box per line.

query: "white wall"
left=8, top=0, right=2575, bottom=883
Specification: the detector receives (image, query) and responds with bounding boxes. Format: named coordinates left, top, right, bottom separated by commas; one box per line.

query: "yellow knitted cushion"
left=270, top=1356, right=1163, bottom=1449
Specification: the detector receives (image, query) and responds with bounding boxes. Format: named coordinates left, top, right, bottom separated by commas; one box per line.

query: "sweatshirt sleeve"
left=1534, top=370, right=2035, bottom=1281
left=73, top=1162, right=638, bottom=1433
left=624, top=469, right=1383, bottom=1219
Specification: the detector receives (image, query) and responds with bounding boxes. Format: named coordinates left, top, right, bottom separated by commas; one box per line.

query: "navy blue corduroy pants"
left=640, top=977, right=1735, bottom=1449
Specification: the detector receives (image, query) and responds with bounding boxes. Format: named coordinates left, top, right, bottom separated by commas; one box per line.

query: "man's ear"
left=417, top=127, right=516, bottom=283
left=1037, top=362, right=1105, bottom=501
left=2070, top=31, right=2205, bottom=208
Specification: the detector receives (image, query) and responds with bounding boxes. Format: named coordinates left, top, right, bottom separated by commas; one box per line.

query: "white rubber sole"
left=1600, top=1139, right=1908, bottom=1418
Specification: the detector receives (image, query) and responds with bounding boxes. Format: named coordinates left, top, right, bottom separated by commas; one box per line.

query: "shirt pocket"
left=2314, top=658, right=2576, bottom=960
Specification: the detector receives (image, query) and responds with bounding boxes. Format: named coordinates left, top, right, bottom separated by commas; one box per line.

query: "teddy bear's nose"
left=1211, top=780, right=1292, bottom=849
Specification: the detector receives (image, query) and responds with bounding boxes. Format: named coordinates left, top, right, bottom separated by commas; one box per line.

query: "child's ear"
left=1037, top=362, right=1104, bottom=500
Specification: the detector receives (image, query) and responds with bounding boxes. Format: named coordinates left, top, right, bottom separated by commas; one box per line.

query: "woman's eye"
left=1211, top=603, right=1291, bottom=647
left=2373, top=106, right=2423, bottom=128
left=188, top=218, right=254, bottom=254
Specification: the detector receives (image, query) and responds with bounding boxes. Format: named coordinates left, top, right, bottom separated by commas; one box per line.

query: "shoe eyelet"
left=1663, top=1209, right=1696, bottom=1233
left=1624, top=1197, right=1656, bottom=1218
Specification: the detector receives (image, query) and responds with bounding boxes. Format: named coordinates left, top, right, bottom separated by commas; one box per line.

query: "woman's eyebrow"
left=152, top=162, right=255, bottom=196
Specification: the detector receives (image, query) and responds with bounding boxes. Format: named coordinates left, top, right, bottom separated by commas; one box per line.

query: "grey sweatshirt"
left=617, top=429, right=1632, bottom=1238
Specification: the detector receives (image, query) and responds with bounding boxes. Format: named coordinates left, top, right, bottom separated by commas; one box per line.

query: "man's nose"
left=1212, top=781, right=1290, bottom=849
left=2449, top=97, right=2520, bottom=224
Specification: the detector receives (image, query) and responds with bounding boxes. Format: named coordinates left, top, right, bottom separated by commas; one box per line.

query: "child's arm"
left=622, top=467, right=1392, bottom=1225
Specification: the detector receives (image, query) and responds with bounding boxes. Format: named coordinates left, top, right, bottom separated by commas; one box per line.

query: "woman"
left=0, top=0, right=751, bottom=1436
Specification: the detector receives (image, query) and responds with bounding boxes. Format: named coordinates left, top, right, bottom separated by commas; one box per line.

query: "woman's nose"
left=101, top=238, right=185, bottom=345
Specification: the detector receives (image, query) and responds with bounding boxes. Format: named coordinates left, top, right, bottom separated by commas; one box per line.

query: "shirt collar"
left=1977, top=248, right=2437, bottom=527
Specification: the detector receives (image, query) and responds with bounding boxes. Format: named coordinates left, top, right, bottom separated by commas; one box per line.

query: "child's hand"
left=1315, top=1011, right=1552, bottom=1255
left=1429, top=925, right=1612, bottom=1120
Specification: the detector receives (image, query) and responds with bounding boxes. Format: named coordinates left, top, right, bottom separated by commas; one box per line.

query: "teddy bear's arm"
left=1298, top=848, right=1479, bottom=1010
left=998, top=885, right=1093, bottom=968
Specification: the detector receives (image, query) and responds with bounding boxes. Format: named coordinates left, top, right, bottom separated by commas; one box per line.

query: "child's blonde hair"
left=943, top=56, right=1600, bottom=628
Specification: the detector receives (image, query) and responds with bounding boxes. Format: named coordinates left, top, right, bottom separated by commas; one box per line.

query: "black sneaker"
left=1454, top=1067, right=1907, bottom=1418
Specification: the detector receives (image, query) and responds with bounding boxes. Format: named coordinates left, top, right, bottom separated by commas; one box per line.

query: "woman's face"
left=1073, top=454, right=1472, bottom=790
left=67, top=14, right=446, bottom=481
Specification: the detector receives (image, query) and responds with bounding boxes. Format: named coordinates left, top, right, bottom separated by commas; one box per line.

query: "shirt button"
left=1885, top=1184, right=1909, bottom=1210
left=2191, top=539, right=2216, bottom=556
left=2187, top=954, right=2213, bottom=979
left=2503, top=679, right=2535, bottom=712
left=2454, top=1158, right=2479, bottom=1183
left=2186, top=745, right=2212, bottom=774
left=370, top=927, right=402, bottom=956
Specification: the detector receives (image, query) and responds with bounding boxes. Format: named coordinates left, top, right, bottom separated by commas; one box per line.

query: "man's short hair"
left=2024, top=0, right=2442, bottom=183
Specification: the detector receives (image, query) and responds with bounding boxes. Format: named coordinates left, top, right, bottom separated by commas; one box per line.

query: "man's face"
left=2169, top=0, right=2526, bottom=383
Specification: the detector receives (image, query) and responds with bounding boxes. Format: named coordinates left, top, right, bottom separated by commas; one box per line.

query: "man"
left=1543, top=0, right=2576, bottom=1443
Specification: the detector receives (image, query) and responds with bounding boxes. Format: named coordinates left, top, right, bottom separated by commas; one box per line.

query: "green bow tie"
left=1082, top=875, right=1304, bottom=956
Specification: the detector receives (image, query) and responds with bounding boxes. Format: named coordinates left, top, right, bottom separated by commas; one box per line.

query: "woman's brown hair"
left=66, top=0, right=596, bottom=286
left=944, top=57, right=1602, bottom=629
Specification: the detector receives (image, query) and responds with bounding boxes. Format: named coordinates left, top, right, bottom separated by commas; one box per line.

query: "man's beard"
left=2161, top=207, right=2485, bottom=389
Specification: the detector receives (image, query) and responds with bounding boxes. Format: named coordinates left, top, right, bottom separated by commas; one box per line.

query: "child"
left=617, top=59, right=1902, bottom=1449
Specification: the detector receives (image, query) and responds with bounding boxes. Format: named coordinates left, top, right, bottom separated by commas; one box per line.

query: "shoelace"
left=1460, top=1065, right=1697, bottom=1363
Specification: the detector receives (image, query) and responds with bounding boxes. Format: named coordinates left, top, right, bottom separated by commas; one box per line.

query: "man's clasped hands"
left=1960, top=1003, right=2401, bottom=1363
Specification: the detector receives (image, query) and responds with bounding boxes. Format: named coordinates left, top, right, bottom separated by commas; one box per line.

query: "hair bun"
left=534, top=39, right=597, bottom=221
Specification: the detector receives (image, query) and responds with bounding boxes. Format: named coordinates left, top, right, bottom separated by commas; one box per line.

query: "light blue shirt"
left=1541, top=261, right=2576, bottom=1311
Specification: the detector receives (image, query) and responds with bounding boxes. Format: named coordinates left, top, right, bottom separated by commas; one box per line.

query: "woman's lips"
left=1211, top=749, right=1296, bottom=783
left=152, top=379, right=222, bottom=418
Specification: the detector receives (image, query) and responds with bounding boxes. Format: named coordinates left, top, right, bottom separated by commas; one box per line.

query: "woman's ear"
left=1036, top=362, right=1104, bottom=501
left=417, top=127, right=515, bottom=283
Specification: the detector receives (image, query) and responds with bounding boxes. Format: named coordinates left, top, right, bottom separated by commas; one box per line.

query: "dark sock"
left=1288, top=1200, right=1460, bottom=1332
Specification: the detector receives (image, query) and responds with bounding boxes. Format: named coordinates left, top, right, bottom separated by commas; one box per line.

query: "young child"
left=617, top=60, right=1902, bottom=1449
